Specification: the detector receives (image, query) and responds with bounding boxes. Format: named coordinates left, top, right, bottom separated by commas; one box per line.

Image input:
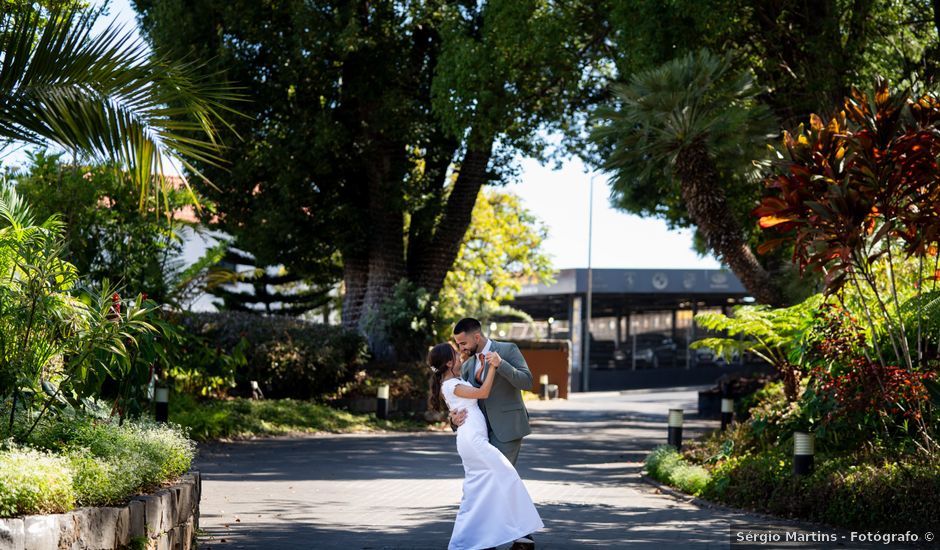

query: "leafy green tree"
left=606, top=0, right=938, bottom=126
left=0, top=3, right=240, bottom=203
left=595, top=1, right=940, bottom=301
left=593, top=49, right=785, bottom=305
left=13, top=150, right=204, bottom=305
left=132, top=0, right=610, bottom=360
left=437, top=190, right=554, bottom=334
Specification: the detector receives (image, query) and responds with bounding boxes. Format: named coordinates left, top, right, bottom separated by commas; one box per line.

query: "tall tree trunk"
left=410, top=139, right=493, bottom=295
left=674, top=139, right=786, bottom=306
left=342, top=252, right=368, bottom=331
left=354, top=141, right=407, bottom=361
left=340, top=135, right=494, bottom=363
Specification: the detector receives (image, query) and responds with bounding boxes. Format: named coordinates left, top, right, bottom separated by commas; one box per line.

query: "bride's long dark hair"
left=427, top=343, right=458, bottom=412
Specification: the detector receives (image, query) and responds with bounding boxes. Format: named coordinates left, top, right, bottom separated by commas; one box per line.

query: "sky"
left=507, top=156, right=720, bottom=270
left=46, top=0, right=723, bottom=274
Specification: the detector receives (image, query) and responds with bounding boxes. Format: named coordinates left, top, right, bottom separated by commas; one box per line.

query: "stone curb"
left=0, top=470, right=200, bottom=550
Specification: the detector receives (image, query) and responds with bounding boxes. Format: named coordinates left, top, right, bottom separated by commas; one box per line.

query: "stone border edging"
left=0, top=470, right=201, bottom=550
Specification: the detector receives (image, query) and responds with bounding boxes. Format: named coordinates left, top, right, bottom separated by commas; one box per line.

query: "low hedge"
left=0, top=417, right=194, bottom=516
left=645, top=445, right=711, bottom=496
left=0, top=447, right=74, bottom=516
left=178, top=312, right=368, bottom=399
left=699, top=449, right=940, bottom=532
left=169, top=393, right=429, bottom=441
left=661, top=382, right=940, bottom=533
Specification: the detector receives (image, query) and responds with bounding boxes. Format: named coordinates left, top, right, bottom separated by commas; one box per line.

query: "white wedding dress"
left=441, top=377, right=543, bottom=550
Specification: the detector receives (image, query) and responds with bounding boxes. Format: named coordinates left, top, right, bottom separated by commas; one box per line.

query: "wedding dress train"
left=441, top=377, right=543, bottom=550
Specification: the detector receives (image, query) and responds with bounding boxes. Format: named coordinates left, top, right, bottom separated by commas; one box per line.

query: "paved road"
left=193, top=387, right=811, bottom=549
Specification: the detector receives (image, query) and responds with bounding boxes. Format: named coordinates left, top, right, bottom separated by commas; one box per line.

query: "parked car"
left=675, top=342, right=721, bottom=367
left=693, top=346, right=717, bottom=365
left=616, top=334, right=678, bottom=368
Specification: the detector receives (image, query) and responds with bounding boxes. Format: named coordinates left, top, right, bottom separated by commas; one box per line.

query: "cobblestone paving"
left=195, top=386, right=829, bottom=549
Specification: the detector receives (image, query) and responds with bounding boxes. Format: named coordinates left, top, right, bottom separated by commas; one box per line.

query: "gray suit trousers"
left=489, top=432, right=522, bottom=466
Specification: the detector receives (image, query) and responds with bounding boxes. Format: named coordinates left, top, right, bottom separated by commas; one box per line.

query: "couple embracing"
left=427, top=318, right=543, bottom=550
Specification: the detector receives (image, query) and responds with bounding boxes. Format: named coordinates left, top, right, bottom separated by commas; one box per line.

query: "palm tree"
left=0, top=5, right=241, bottom=205
left=593, top=49, right=785, bottom=306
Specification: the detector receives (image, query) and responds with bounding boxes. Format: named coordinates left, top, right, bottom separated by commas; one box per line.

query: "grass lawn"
left=170, top=394, right=433, bottom=441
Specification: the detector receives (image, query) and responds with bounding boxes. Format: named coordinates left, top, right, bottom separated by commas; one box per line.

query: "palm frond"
left=592, top=49, right=776, bottom=197
left=0, top=5, right=245, bottom=206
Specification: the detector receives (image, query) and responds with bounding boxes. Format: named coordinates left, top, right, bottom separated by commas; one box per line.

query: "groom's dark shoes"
left=510, top=535, right=535, bottom=549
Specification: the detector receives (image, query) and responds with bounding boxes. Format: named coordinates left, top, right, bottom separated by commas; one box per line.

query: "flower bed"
left=1, top=417, right=195, bottom=517
left=646, top=383, right=940, bottom=533
left=0, top=471, right=200, bottom=550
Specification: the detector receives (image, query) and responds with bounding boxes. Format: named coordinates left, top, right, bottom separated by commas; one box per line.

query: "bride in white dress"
left=427, top=343, right=543, bottom=550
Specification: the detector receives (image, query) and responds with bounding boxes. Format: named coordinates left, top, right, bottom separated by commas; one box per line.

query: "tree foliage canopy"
left=599, top=0, right=940, bottom=244
left=133, top=0, right=610, bottom=359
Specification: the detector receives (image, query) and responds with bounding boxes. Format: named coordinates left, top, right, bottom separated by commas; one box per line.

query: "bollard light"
left=793, top=431, right=815, bottom=476
left=539, top=375, right=550, bottom=400
left=376, top=384, right=390, bottom=420
left=667, top=408, right=684, bottom=450
left=155, top=387, right=169, bottom=423
left=720, top=398, right=734, bottom=431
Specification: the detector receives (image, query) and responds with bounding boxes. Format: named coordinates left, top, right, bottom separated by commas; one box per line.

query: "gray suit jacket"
left=460, top=340, right=533, bottom=443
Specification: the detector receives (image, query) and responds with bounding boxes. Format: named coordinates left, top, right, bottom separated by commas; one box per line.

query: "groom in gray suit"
left=451, top=317, right=535, bottom=549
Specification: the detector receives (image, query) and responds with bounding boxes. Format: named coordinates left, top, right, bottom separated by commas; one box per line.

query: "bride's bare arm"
left=453, top=361, right=498, bottom=400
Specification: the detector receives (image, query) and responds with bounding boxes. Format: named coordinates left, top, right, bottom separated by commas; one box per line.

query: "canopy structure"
left=506, top=268, right=754, bottom=391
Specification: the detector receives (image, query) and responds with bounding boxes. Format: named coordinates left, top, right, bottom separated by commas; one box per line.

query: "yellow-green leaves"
left=438, top=190, right=553, bottom=330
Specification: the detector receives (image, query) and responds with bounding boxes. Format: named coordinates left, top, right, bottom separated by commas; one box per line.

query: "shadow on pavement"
left=195, top=390, right=727, bottom=549
left=198, top=499, right=735, bottom=549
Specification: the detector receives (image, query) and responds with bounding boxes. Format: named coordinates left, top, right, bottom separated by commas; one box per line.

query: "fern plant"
left=693, top=295, right=824, bottom=401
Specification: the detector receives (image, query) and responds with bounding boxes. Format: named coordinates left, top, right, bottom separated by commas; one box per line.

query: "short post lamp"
left=540, top=374, right=550, bottom=400
left=793, top=432, right=815, bottom=476
left=250, top=380, right=265, bottom=400
left=720, top=398, right=734, bottom=431
left=376, top=384, right=390, bottom=420
left=155, top=386, right=169, bottom=423
left=667, top=408, right=684, bottom=450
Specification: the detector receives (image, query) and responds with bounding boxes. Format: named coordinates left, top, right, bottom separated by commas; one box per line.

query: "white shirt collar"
left=480, top=338, right=492, bottom=356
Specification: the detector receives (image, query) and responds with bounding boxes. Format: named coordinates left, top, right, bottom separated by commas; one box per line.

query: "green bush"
left=66, top=420, right=194, bottom=498
left=0, top=446, right=75, bottom=516
left=645, top=445, right=711, bottom=496
left=681, top=388, right=940, bottom=533
left=701, top=449, right=790, bottom=506
left=179, top=312, right=368, bottom=399
left=814, top=459, right=940, bottom=531
left=162, top=319, right=247, bottom=398
left=17, top=414, right=195, bottom=510
left=331, top=360, right=431, bottom=405
left=697, top=446, right=940, bottom=532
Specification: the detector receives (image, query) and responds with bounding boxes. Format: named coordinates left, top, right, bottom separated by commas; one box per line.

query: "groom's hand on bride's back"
left=449, top=409, right=468, bottom=431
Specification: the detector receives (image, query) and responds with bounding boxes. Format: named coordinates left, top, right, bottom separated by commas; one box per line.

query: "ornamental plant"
left=800, top=303, right=934, bottom=450
left=755, top=80, right=940, bottom=451
left=0, top=190, right=158, bottom=440
left=693, top=295, right=824, bottom=402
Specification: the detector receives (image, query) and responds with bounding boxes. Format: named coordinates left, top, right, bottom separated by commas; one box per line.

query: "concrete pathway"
left=192, top=387, right=822, bottom=549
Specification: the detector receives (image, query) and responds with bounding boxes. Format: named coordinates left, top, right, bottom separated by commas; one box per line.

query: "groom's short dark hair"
left=453, top=318, right=482, bottom=335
